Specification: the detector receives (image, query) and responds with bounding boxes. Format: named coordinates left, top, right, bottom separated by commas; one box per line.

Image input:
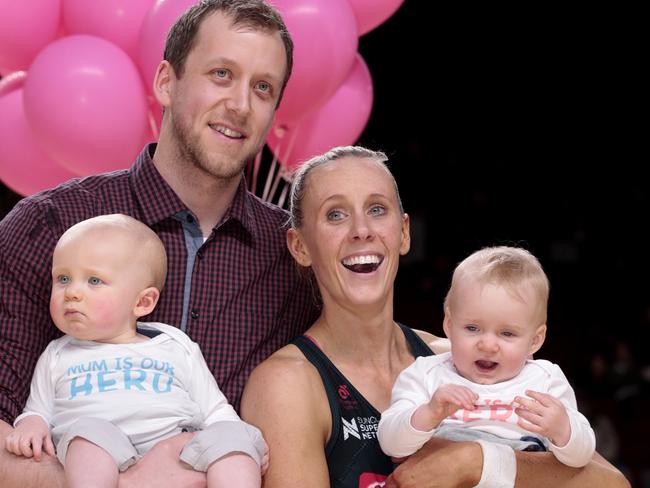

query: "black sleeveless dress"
left=292, top=324, right=434, bottom=488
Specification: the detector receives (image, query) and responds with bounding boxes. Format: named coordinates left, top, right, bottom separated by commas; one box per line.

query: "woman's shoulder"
left=254, top=342, right=314, bottom=372
left=412, top=328, right=451, bottom=355
left=242, top=342, right=326, bottom=410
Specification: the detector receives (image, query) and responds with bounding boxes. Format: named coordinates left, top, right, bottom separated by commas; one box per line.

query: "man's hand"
left=515, top=390, right=571, bottom=447
left=118, top=432, right=206, bottom=488
left=385, top=437, right=482, bottom=488
left=4, top=416, right=55, bottom=461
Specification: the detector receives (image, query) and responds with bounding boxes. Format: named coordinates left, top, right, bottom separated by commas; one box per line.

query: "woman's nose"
left=351, top=214, right=373, bottom=241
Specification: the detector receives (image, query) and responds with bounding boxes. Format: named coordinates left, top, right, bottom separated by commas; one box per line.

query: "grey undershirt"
left=173, top=211, right=205, bottom=332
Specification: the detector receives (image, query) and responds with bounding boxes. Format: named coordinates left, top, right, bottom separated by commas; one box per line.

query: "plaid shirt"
left=0, top=144, right=320, bottom=423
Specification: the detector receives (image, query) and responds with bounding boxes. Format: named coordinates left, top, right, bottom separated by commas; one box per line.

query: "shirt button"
left=186, top=214, right=194, bottom=224
left=197, top=251, right=203, bottom=260
left=191, top=309, right=199, bottom=319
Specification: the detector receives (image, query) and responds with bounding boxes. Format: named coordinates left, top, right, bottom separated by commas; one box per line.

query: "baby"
left=5, top=214, right=267, bottom=487
left=379, top=246, right=595, bottom=468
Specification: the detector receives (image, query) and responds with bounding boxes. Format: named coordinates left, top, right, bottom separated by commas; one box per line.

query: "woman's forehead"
left=306, top=157, right=395, bottom=195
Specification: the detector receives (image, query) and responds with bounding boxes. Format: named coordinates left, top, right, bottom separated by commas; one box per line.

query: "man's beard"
left=171, top=115, right=251, bottom=181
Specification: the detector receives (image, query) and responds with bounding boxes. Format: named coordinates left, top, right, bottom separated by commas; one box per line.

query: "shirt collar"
left=130, top=143, right=258, bottom=240
left=130, top=144, right=186, bottom=226
left=220, top=176, right=258, bottom=241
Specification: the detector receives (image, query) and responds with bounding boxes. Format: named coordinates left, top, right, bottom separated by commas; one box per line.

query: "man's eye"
left=214, top=69, right=229, bottom=79
left=256, top=81, right=270, bottom=92
left=88, top=277, right=103, bottom=285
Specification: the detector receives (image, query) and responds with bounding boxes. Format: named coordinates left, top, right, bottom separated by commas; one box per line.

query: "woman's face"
left=288, top=156, right=410, bottom=310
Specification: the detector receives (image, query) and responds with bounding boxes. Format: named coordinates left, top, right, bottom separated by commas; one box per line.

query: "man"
left=0, top=1, right=318, bottom=486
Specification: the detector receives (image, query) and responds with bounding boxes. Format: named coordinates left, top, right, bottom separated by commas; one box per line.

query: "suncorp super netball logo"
left=359, top=472, right=387, bottom=487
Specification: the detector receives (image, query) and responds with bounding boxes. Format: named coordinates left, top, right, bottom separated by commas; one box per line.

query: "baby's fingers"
left=5, top=434, right=25, bottom=457
left=18, top=437, right=34, bottom=458
left=31, top=436, right=43, bottom=461
left=44, top=434, right=55, bottom=457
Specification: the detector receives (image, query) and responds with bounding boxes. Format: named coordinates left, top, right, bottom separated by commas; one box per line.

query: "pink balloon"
left=270, top=0, right=358, bottom=126
left=63, top=0, right=155, bottom=62
left=347, top=0, right=405, bottom=35
left=138, top=0, right=197, bottom=93
left=267, top=54, right=373, bottom=170
left=23, top=35, right=149, bottom=175
left=0, top=88, right=78, bottom=196
left=0, top=0, right=61, bottom=73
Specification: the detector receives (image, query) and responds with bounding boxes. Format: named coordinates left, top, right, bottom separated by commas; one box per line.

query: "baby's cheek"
left=91, top=298, right=122, bottom=325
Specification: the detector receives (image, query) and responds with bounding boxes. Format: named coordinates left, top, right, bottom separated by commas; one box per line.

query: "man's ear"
left=529, top=324, right=547, bottom=356
left=399, top=213, right=411, bottom=256
left=287, top=228, right=312, bottom=267
left=153, top=61, right=174, bottom=108
left=134, top=287, right=161, bottom=318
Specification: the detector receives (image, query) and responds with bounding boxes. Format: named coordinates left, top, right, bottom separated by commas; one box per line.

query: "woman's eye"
left=369, top=205, right=386, bottom=216
left=327, top=210, right=345, bottom=221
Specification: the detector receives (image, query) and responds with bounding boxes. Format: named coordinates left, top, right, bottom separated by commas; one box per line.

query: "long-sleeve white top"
left=378, top=352, right=595, bottom=468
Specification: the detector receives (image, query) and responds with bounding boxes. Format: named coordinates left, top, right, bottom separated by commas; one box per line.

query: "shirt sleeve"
left=186, top=342, right=241, bottom=426
left=378, top=356, right=438, bottom=458
left=14, top=341, right=58, bottom=426
left=544, top=363, right=596, bottom=467
left=0, top=199, right=60, bottom=424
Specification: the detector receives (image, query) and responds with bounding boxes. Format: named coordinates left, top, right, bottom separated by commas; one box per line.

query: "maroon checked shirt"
left=0, top=144, right=320, bottom=423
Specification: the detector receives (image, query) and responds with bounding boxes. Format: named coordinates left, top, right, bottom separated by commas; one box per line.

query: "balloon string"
left=262, top=122, right=300, bottom=202
left=276, top=181, right=290, bottom=209
left=268, top=165, right=284, bottom=202
left=262, top=154, right=277, bottom=202
left=281, top=123, right=300, bottom=178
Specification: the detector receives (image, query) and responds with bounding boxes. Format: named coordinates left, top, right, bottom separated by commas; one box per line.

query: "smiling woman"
left=241, top=145, right=630, bottom=488
left=241, top=145, right=446, bottom=487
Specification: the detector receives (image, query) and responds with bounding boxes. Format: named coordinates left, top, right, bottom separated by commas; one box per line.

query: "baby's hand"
left=260, top=438, right=269, bottom=475
left=514, top=390, right=571, bottom=447
left=4, top=415, right=55, bottom=461
left=430, top=384, right=478, bottom=420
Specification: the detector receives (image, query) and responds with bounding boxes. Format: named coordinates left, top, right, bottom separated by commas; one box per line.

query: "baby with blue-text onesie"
left=4, top=214, right=267, bottom=488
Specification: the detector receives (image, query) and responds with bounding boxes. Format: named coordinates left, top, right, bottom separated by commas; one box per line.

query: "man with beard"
left=0, top=1, right=318, bottom=486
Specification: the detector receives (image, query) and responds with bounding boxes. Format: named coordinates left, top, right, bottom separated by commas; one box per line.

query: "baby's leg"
left=65, top=437, right=118, bottom=488
left=57, top=417, right=139, bottom=488
left=207, top=452, right=261, bottom=487
left=180, top=421, right=266, bottom=487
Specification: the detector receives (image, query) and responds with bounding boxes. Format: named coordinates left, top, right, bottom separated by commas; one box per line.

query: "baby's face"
left=50, top=231, right=147, bottom=344
left=443, top=280, right=546, bottom=384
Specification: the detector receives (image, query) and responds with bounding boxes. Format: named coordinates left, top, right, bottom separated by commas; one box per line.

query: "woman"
left=241, top=146, right=629, bottom=488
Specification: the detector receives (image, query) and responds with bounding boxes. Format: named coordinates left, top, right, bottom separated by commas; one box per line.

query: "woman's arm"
left=385, top=437, right=630, bottom=488
left=241, top=348, right=331, bottom=488
left=413, top=329, right=450, bottom=355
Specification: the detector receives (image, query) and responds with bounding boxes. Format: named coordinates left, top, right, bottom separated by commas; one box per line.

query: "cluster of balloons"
left=0, top=0, right=404, bottom=196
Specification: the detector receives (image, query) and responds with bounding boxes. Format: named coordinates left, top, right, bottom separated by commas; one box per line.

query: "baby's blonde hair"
left=56, top=214, right=167, bottom=291
left=444, top=246, right=549, bottom=325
